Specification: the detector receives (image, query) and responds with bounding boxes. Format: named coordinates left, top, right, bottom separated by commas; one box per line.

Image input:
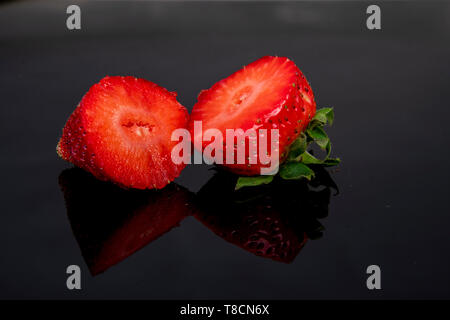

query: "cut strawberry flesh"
left=58, top=76, right=189, bottom=189
left=189, top=56, right=316, bottom=175
left=193, top=56, right=298, bottom=138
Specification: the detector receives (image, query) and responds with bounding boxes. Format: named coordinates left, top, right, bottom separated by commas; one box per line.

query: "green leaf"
left=307, top=125, right=327, bottom=140
left=323, top=158, right=341, bottom=166
left=287, top=133, right=308, bottom=160
left=301, top=151, right=324, bottom=165
left=312, top=107, right=334, bottom=126
left=307, top=125, right=329, bottom=151
left=316, top=135, right=329, bottom=150
left=279, top=162, right=315, bottom=180
left=301, top=150, right=340, bottom=167
left=235, top=175, right=274, bottom=190
left=325, top=139, right=331, bottom=157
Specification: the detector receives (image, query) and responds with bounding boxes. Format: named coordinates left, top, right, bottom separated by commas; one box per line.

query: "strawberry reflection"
left=59, top=168, right=194, bottom=275
left=194, top=166, right=337, bottom=263
left=59, top=166, right=337, bottom=274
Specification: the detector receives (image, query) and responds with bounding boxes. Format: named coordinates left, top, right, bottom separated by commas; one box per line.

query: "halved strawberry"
left=57, top=76, right=189, bottom=189
left=189, top=56, right=316, bottom=175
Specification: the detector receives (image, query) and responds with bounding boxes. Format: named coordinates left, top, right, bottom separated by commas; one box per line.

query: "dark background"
left=1, top=0, right=449, bottom=299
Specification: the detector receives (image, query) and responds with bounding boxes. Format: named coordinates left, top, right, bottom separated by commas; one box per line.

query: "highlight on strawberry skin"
left=57, top=76, right=189, bottom=190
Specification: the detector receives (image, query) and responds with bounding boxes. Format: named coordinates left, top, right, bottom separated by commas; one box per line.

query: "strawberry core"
left=232, top=86, right=253, bottom=107
left=121, top=120, right=155, bottom=137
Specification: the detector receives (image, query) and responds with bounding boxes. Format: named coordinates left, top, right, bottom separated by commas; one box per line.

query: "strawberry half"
left=57, top=76, right=189, bottom=189
left=189, top=56, right=316, bottom=175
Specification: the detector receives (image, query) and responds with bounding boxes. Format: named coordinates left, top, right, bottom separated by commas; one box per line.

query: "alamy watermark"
left=366, top=264, right=382, bottom=290
left=366, top=5, right=381, bottom=30
left=66, top=5, right=81, bottom=30
left=66, top=265, right=81, bottom=290
left=171, top=121, right=280, bottom=175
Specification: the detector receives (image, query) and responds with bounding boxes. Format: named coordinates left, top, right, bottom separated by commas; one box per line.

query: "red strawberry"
left=57, top=76, right=189, bottom=189
left=189, top=56, right=316, bottom=175
left=59, top=168, right=195, bottom=275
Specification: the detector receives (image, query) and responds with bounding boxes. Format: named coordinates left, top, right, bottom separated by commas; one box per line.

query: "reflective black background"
left=1, top=1, right=449, bottom=299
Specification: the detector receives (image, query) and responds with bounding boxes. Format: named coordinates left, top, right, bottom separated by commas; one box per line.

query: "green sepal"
left=235, top=175, right=274, bottom=190
left=306, top=125, right=329, bottom=151
left=325, top=140, right=331, bottom=157
left=323, top=158, right=341, bottom=166
left=312, top=107, right=334, bottom=126
left=301, top=151, right=324, bottom=165
left=301, top=150, right=340, bottom=167
left=279, top=162, right=315, bottom=180
left=287, top=133, right=308, bottom=160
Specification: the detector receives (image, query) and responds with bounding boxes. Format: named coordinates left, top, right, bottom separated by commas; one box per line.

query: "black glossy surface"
left=0, top=1, right=449, bottom=299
